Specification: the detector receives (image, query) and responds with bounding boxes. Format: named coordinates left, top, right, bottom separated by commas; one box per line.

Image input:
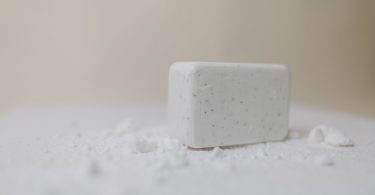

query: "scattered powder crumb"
left=324, top=128, right=354, bottom=147
left=69, top=121, right=79, bottom=128
left=256, top=147, right=267, bottom=157
left=108, top=118, right=140, bottom=137
left=211, top=147, right=225, bottom=158
left=78, top=159, right=102, bottom=178
left=313, top=155, right=335, bottom=166
left=273, top=155, right=282, bottom=160
left=308, top=125, right=354, bottom=147
left=1, top=113, right=366, bottom=195
left=154, top=135, right=185, bottom=153
left=130, top=137, right=158, bottom=153
left=87, top=160, right=102, bottom=177
left=75, top=132, right=82, bottom=139
left=154, top=175, right=168, bottom=185
left=308, top=127, right=325, bottom=143
left=169, top=155, right=190, bottom=169
left=156, top=150, right=190, bottom=171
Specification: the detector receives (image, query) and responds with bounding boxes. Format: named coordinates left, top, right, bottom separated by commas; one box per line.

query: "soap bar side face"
left=189, top=63, right=289, bottom=148
left=168, top=63, right=198, bottom=143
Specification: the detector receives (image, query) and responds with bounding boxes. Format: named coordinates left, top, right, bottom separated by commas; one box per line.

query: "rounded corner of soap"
left=169, top=62, right=205, bottom=75
left=274, top=64, right=289, bottom=72
left=275, top=64, right=290, bottom=82
left=169, top=62, right=182, bottom=71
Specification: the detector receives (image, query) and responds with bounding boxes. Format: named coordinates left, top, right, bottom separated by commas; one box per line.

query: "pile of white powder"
left=308, top=125, right=354, bottom=147
left=69, top=119, right=355, bottom=180
left=1, top=105, right=373, bottom=195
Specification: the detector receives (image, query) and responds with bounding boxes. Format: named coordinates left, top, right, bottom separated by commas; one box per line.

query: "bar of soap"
left=168, top=62, right=289, bottom=148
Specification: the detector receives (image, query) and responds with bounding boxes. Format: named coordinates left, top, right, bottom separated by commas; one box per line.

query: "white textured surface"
left=0, top=104, right=375, bottom=195
left=168, top=62, right=289, bottom=148
left=308, top=125, right=354, bottom=146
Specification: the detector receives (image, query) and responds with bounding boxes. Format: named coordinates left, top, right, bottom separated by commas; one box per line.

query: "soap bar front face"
left=168, top=62, right=289, bottom=148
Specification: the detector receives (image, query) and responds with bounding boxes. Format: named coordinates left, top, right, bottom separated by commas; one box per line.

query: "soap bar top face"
left=168, top=62, right=289, bottom=148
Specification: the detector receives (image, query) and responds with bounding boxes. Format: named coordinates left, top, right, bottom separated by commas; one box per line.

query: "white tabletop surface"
left=0, top=104, right=374, bottom=195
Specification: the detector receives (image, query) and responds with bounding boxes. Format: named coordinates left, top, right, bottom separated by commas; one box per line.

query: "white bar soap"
left=168, top=62, right=289, bottom=148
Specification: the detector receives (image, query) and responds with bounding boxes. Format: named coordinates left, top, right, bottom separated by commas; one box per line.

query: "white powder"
left=211, top=147, right=225, bottom=158
left=156, top=148, right=190, bottom=171
left=0, top=108, right=369, bottom=195
left=129, top=137, right=158, bottom=153
left=308, top=125, right=354, bottom=147
left=108, top=118, right=140, bottom=137
left=313, top=155, right=335, bottom=166
left=86, top=160, right=102, bottom=177
left=308, top=127, right=325, bottom=143
left=256, top=147, right=267, bottom=157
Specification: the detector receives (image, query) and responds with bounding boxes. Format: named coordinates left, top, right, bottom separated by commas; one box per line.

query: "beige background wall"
left=1, top=0, right=374, bottom=117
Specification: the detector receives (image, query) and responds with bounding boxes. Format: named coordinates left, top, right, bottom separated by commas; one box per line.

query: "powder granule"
left=308, top=125, right=354, bottom=147
left=313, top=155, right=335, bottom=166
left=308, top=128, right=324, bottom=143
left=211, top=147, right=225, bottom=158
left=129, top=137, right=158, bottom=153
